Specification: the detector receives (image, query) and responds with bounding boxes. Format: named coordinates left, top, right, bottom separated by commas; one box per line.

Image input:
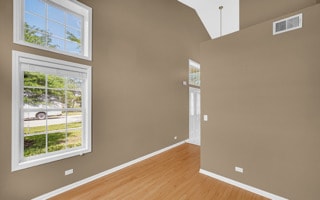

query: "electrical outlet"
left=174, top=136, right=177, bottom=140
left=203, top=115, right=208, bottom=121
left=65, top=169, right=74, bottom=176
left=235, top=166, right=243, bottom=173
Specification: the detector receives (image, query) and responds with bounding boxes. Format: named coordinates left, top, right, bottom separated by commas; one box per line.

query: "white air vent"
left=273, top=13, right=303, bottom=35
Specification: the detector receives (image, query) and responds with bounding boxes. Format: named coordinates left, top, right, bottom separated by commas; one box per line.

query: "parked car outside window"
left=24, top=104, right=62, bottom=120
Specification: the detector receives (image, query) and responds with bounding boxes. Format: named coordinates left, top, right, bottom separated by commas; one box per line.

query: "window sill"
left=14, top=40, right=92, bottom=61
left=12, top=147, right=91, bottom=172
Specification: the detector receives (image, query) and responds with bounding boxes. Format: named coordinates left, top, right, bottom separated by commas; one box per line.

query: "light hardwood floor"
left=51, top=143, right=269, bottom=200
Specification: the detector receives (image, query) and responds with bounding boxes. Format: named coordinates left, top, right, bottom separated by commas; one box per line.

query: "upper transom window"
left=14, top=0, right=92, bottom=60
left=189, top=59, right=200, bottom=87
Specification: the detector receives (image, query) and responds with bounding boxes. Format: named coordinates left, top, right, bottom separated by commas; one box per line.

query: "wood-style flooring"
left=51, top=143, right=269, bottom=200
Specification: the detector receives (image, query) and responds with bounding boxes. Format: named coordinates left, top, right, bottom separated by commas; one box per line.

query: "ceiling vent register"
left=273, top=13, right=303, bottom=35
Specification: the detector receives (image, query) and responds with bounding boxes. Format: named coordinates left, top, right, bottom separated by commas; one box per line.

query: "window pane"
left=48, top=4, right=65, bottom=23
left=66, top=27, right=81, bottom=50
left=67, top=78, right=83, bottom=90
left=189, top=66, right=200, bottom=87
left=24, top=112, right=47, bottom=134
left=25, top=12, right=45, bottom=31
left=48, top=132, right=66, bottom=152
left=24, top=111, right=33, bottom=121
left=24, top=134, right=46, bottom=157
left=25, top=0, right=45, bottom=17
left=67, top=129, right=82, bottom=148
left=24, top=71, right=46, bottom=87
left=67, top=91, right=82, bottom=108
left=49, top=37, right=65, bottom=50
left=23, top=117, right=32, bottom=135
left=48, top=110, right=63, bottom=118
left=24, top=27, right=47, bottom=46
left=24, top=88, right=46, bottom=106
left=66, top=27, right=81, bottom=41
left=48, top=20, right=65, bottom=39
left=47, top=114, right=66, bottom=152
left=24, top=7, right=47, bottom=47
left=67, top=112, right=82, bottom=148
left=48, top=75, right=65, bottom=89
left=48, top=89, right=65, bottom=108
left=67, top=112, right=82, bottom=128
left=66, top=41, right=81, bottom=54
left=47, top=113, right=66, bottom=129
left=66, top=13, right=82, bottom=29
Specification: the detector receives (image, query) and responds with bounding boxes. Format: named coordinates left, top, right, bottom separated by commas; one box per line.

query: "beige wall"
left=240, top=0, right=317, bottom=29
left=201, top=4, right=320, bottom=200
left=0, top=0, right=209, bottom=199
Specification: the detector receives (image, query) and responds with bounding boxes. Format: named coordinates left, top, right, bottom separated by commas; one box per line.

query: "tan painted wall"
left=240, top=0, right=317, bottom=29
left=0, top=0, right=209, bottom=199
left=201, top=4, right=320, bottom=200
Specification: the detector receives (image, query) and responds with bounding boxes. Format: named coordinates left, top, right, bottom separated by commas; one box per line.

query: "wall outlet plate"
left=235, top=166, right=243, bottom=173
left=65, top=169, right=74, bottom=176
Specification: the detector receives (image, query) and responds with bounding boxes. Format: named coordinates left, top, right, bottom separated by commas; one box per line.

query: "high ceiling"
left=178, top=0, right=239, bottom=39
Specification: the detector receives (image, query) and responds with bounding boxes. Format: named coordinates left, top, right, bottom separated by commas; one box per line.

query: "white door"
left=189, top=87, right=200, bottom=145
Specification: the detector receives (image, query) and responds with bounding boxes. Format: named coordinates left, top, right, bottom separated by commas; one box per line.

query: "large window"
left=14, top=0, right=92, bottom=60
left=12, top=51, right=92, bottom=171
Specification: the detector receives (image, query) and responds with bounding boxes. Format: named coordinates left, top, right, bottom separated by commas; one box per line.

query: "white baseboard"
left=199, top=169, right=288, bottom=200
left=32, top=141, right=186, bottom=200
left=186, top=138, right=200, bottom=146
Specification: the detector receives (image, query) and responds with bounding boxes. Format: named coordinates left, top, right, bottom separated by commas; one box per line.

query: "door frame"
left=188, top=87, right=201, bottom=146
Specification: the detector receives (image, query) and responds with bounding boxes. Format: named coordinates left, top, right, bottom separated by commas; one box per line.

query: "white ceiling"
left=178, top=0, right=239, bottom=39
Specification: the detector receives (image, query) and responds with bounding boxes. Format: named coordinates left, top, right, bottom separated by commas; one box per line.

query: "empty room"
left=0, top=0, right=319, bottom=199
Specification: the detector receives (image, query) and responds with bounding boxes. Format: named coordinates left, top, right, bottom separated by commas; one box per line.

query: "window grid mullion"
left=20, top=67, right=26, bottom=160
left=80, top=14, right=84, bottom=54
left=45, top=74, right=49, bottom=154
left=44, top=2, right=48, bottom=47
left=65, top=77, right=68, bottom=149
left=64, top=10, right=67, bottom=51
left=81, top=79, right=86, bottom=148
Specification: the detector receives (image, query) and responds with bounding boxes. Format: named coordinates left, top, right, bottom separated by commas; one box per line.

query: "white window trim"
left=12, top=50, right=92, bottom=171
left=13, top=0, right=92, bottom=60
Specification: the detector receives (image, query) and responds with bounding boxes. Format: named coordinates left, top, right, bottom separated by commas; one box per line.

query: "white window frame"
left=12, top=50, right=92, bottom=171
left=13, top=0, right=92, bottom=60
